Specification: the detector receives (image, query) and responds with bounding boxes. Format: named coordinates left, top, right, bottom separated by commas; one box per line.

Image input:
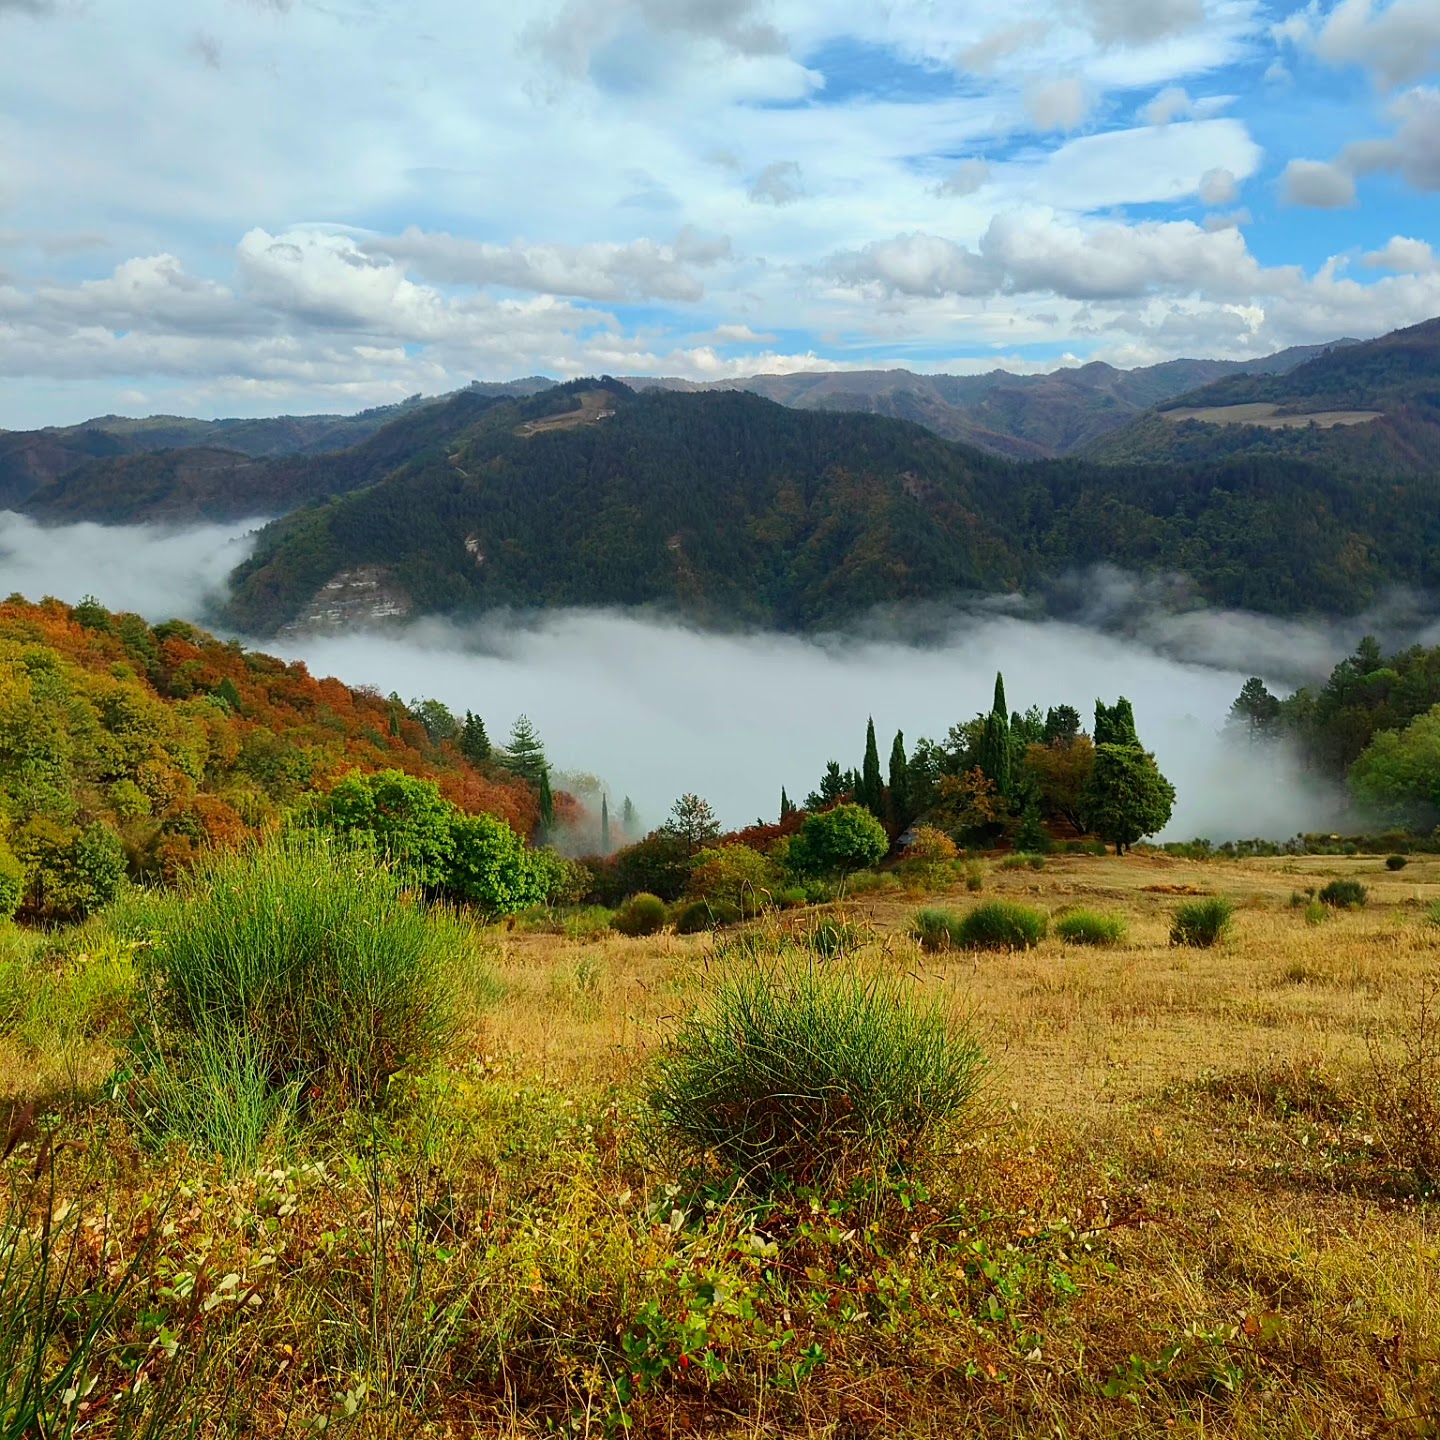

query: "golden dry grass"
left=6, top=849, right=1440, bottom=1437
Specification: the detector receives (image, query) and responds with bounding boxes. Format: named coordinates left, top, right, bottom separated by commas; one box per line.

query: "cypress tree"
left=622, top=796, right=637, bottom=833
left=780, top=787, right=797, bottom=820
left=888, top=729, right=909, bottom=829
left=601, top=794, right=611, bottom=855
left=978, top=672, right=1013, bottom=801
left=860, top=717, right=884, bottom=819
left=538, top=767, right=555, bottom=837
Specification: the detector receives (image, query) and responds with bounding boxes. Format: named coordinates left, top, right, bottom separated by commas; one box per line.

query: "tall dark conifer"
left=600, top=794, right=611, bottom=855
left=860, top=717, right=884, bottom=819
left=978, top=672, right=1013, bottom=801
left=888, top=729, right=908, bottom=829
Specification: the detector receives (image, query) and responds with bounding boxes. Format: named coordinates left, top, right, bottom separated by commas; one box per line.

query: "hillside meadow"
left=4, top=846, right=1440, bottom=1438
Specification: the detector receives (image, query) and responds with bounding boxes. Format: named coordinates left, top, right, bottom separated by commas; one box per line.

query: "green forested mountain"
left=222, top=378, right=1440, bottom=635
left=0, top=379, right=552, bottom=519
left=1085, top=319, right=1440, bottom=471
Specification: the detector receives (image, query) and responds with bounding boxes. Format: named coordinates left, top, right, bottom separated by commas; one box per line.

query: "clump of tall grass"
left=126, top=835, right=476, bottom=1157
left=674, top=899, right=741, bottom=935
left=911, top=907, right=965, bottom=952
left=1054, top=909, right=1128, bottom=947
left=646, top=959, right=986, bottom=1189
left=953, top=900, right=1048, bottom=951
left=999, top=853, right=1046, bottom=872
left=800, top=916, right=869, bottom=959
left=1319, top=878, right=1368, bottom=909
left=1170, top=896, right=1234, bottom=948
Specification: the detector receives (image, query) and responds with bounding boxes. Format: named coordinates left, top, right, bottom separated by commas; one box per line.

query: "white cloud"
left=1281, top=158, right=1357, bottom=206
left=1077, top=0, right=1205, bottom=47
left=1282, top=0, right=1440, bottom=90
left=1199, top=164, right=1239, bottom=204
left=364, top=227, right=722, bottom=303
left=1141, top=84, right=1194, bottom=124
left=747, top=160, right=804, bottom=205
left=1026, top=77, right=1093, bottom=130
left=935, top=158, right=992, bottom=196
left=1340, top=85, right=1440, bottom=190
left=1363, top=235, right=1437, bottom=272
left=1203, top=207, right=1251, bottom=230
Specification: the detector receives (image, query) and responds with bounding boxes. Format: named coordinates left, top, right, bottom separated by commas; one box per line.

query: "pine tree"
left=601, top=794, right=611, bottom=855
left=503, top=714, right=548, bottom=785
left=663, top=794, right=721, bottom=853
left=978, top=672, right=1013, bottom=801
left=860, top=717, right=884, bottom=819
left=805, top=761, right=849, bottom=811
left=888, top=729, right=909, bottom=830
left=459, top=711, right=492, bottom=764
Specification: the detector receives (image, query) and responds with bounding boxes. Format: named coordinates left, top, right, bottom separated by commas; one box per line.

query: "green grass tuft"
left=954, top=900, right=1048, bottom=951
left=1170, top=896, right=1234, bottom=948
left=1054, top=910, right=1128, bottom=946
left=1318, top=878, right=1368, bottom=909
left=646, top=959, right=986, bottom=1189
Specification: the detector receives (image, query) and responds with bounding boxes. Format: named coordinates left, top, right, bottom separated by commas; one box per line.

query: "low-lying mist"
left=0, top=512, right=1372, bottom=841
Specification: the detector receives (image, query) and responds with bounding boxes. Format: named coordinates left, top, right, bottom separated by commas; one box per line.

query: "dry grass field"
left=5, top=848, right=1440, bottom=1438
left=1161, top=402, right=1383, bottom=430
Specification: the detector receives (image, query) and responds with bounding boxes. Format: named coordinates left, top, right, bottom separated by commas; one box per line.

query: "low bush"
left=646, top=958, right=987, bottom=1188
left=1319, top=878, right=1368, bottom=909
left=964, top=862, right=985, bottom=893
left=1386, top=854, right=1410, bottom=871
left=1054, top=910, right=1127, bottom=946
left=1170, top=896, right=1234, bottom=947
left=773, top=886, right=808, bottom=909
left=126, top=836, right=474, bottom=1158
left=613, top=892, right=668, bottom=937
left=911, top=907, right=965, bottom=952
left=675, top=899, right=742, bottom=935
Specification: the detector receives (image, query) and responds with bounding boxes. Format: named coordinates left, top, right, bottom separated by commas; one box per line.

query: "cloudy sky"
left=1, top=0, right=1437, bottom=427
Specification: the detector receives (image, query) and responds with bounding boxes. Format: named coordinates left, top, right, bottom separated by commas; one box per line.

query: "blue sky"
left=0, top=0, right=1436, bottom=426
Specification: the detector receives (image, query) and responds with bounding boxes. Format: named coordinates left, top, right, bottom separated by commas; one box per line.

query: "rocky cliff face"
left=279, top=566, right=411, bottom=635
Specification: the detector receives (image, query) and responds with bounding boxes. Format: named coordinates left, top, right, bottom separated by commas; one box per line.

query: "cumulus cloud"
left=1078, top=0, right=1205, bottom=46
left=1340, top=85, right=1440, bottom=190
left=1363, top=235, right=1437, bottom=272
left=1281, top=0, right=1440, bottom=90
left=935, top=158, right=992, bottom=196
left=1141, top=85, right=1194, bottom=124
left=364, top=227, right=722, bottom=303
left=829, top=210, right=1270, bottom=303
left=1026, top=77, right=1092, bottom=131
left=1198, top=164, right=1239, bottom=204
left=748, top=159, right=804, bottom=205
left=1281, top=158, right=1357, bottom=207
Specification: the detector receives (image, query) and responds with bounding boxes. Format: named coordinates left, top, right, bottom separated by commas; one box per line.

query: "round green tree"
left=789, top=803, right=888, bottom=877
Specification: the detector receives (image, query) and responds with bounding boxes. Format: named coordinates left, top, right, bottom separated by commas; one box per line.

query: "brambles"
left=953, top=900, right=1048, bottom=951
left=1319, top=879, right=1368, bottom=909
left=613, top=893, right=668, bottom=937
left=1171, top=897, right=1234, bottom=947
left=645, top=958, right=986, bottom=1189
left=1054, top=910, right=1127, bottom=946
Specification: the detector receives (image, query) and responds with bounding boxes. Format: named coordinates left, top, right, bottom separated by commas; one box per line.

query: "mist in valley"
left=0, top=511, right=1374, bottom=841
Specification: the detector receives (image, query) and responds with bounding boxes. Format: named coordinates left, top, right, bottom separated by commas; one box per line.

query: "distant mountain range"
left=5, top=319, right=1439, bottom=638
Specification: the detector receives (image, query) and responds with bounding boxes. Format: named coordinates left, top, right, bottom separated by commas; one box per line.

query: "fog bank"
left=0, top=513, right=1366, bottom=840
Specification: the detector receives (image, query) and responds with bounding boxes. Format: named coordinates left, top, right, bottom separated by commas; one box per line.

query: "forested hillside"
left=0, top=595, right=543, bottom=916
left=224, top=378, right=1440, bottom=635
left=1087, top=319, right=1440, bottom=470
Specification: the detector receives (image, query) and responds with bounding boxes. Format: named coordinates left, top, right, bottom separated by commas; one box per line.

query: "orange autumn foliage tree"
left=0, top=595, right=545, bottom=906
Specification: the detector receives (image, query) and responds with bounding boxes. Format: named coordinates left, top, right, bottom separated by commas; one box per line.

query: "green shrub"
left=843, top=869, right=897, bottom=896
left=954, top=900, right=1048, bottom=951
left=1319, top=878, right=1368, bottom=909
left=687, top=843, right=777, bottom=913
left=126, top=836, right=472, bottom=1156
left=910, top=907, right=965, bottom=952
left=998, top=854, right=1027, bottom=872
left=1386, top=854, right=1410, bottom=871
left=613, top=892, right=668, bottom=937
left=774, top=886, right=808, bottom=909
left=675, top=898, right=742, bottom=935
left=0, top=841, right=23, bottom=921
left=1054, top=910, right=1127, bottom=946
left=787, top=804, right=888, bottom=878
left=1305, top=901, right=1328, bottom=926
left=964, top=862, right=985, bottom=893
left=646, top=959, right=987, bottom=1188
left=1170, top=896, right=1234, bottom=947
